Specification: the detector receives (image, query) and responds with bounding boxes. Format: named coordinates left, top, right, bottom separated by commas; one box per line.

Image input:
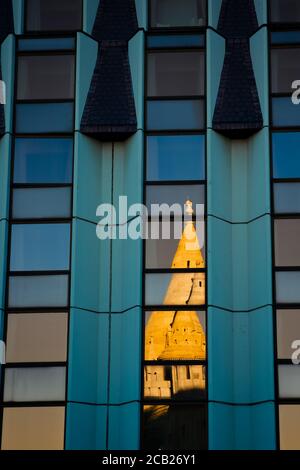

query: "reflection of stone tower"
left=145, top=201, right=206, bottom=362
left=145, top=201, right=206, bottom=400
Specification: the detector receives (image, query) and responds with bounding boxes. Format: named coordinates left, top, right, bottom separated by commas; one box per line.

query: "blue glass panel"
left=147, top=135, right=205, bottom=181
left=273, top=132, right=300, bottom=178
left=272, top=98, right=300, bottom=128
left=148, top=34, right=205, bottom=48
left=271, top=31, right=300, bottom=44
left=13, top=188, right=72, bottom=219
left=147, top=100, right=204, bottom=130
left=16, top=103, right=74, bottom=133
left=14, top=138, right=73, bottom=184
left=274, top=183, right=300, bottom=213
left=10, top=223, right=71, bottom=271
left=8, top=275, right=69, bottom=308
left=18, top=38, right=75, bottom=51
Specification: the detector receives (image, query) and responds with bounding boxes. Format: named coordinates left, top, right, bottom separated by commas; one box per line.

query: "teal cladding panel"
left=108, top=403, right=140, bottom=450
left=251, top=27, right=269, bottom=126
left=67, top=309, right=109, bottom=405
left=109, top=308, right=142, bottom=404
left=129, top=32, right=145, bottom=130
left=135, top=0, right=147, bottom=29
left=209, top=402, right=276, bottom=450
left=76, top=33, right=98, bottom=131
left=66, top=403, right=107, bottom=450
left=254, top=0, right=267, bottom=25
left=1, top=35, right=15, bottom=133
left=83, top=0, right=100, bottom=35
left=206, top=31, right=225, bottom=128
left=12, top=0, right=23, bottom=34
left=208, top=0, right=223, bottom=29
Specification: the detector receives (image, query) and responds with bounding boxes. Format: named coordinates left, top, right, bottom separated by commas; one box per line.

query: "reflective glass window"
left=14, top=138, right=73, bottom=184
left=150, top=0, right=206, bottom=28
left=270, top=0, right=300, bottom=24
left=12, top=188, right=72, bottom=220
left=272, top=98, right=300, bottom=128
left=147, top=100, right=205, bottom=131
left=274, top=219, right=300, bottom=266
left=145, top=273, right=206, bottom=306
left=8, top=275, right=69, bottom=308
left=279, top=405, right=300, bottom=450
left=277, top=309, right=300, bottom=359
left=26, top=0, right=82, bottom=32
left=272, top=132, right=300, bottom=178
left=274, top=183, right=300, bottom=214
left=146, top=184, right=205, bottom=216
left=276, top=271, right=300, bottom=304
left=6, top=313, right=68, bottom=363
left=148, top=34, right=204, bottom=48
left=10, top=223, right=71, bottom=272
left=271, top=49, right=300, bottom=94
left=278, top=365, right=300, bottom=398
left=16, top=103, right=74, bottom=133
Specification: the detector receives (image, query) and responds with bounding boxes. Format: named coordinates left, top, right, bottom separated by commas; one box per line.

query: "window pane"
left=270, top=0, right=300, bottom=23
left=146, top=185, right=205, bottom=216
left=26, top=0, right=82, bottom=32
left=18, top=38, right=75, bottom=51
left=17, top=55, right=75, bottom=100
left=279, top=405, right=300, bottom=450
left=276, top=271, right=300, bottom=304
left=274, top=219, right=300, bottom=266
left=16, top=103, right=74, bottom=133
left=271, top=31, right=300, bottom=44
left=151, top=0, right=206, bottom=28
left=272, top=98, right=300, bottom=127
left=274, top=183, right=300, bottom=214
left=12, top=188, right=72, bottom=219
left=271, top=49, right=300, bottom=93
left=14, top=138, right=73, bottom=184
left=148, top=52, right=204, bottom=97
left=277, top=309, right=300, bottom=359
left=4, top=367, right=66, bottom=402
left=147, top=135, right=205, bottom=182
left=143, top=404, right=207, bottom=450
left=10, top=223, right=71, bottom=272
left=144, top=365, right=206, bottom=400
left=145, top=310, right=206, bottom=360
left=6, top=313, right=68, bottom=363
left=278, top=365, right=300, bottom=398
left=147, top=100, right=204, bottom=130
left=1, top=407, right=65, bottom=450
left=145, top=273, right=206, bottom=306
left=8, top=275, right=69, bottom=308
left=272, top=133, right=300, bottom=178
left=146, top=221, right=205, bottom=269
left=148, top=34, right=205, bottom=48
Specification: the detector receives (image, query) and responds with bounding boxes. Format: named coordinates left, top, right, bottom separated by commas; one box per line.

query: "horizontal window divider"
left=270, top=24, right=300, bottom=30
left=145, top=268, right=206, bottom=274
left=147, top=47, right=205, bottom=52
left=275, top=267, right=300, bottom=271
left=3, top=402, right=67, bottom=408
left=270, top=43, right=300, bottom=48
left=16, top=99, right=74, bottom=105
left=275, top=304, right=300, bottom=310
left=147, top=96, right=205, bottom=101
left=144, top=360, right=207, bottom=366
left=271, top=93, right=295, bottom=98
left=7, top=308, right=70, bottom=314
left=18, top=33, right=77, bottom=40
left=145, top=305, right=207, bottom=311
left=271, top=126, right=300, bottom=132
left=278, top=399, right=300, bottom=405
left=146, top=130, right=206, bottom=136
left=17, top=51, right=75, bottom=57
left=4, top=362, right=67, bottom=369
left=273, top=178, right=300, bottom=183
left=10, top=218, right=72, bottom=224
left=273, top=214, right=300, bottom=219
left=146, top=180, right=206, bottom=186
left=12, top=183, right=73, bottom=189
left=277, top=359, right=295, bottom=365
left=9, top=270, right=70, bottom=277
left=148, top=27, right=207, bottom=33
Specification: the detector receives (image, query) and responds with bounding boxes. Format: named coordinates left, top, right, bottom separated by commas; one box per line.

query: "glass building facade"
left=0, top=0, right=299, bottom=451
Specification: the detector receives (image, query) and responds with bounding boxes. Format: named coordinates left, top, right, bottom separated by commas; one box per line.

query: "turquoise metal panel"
left=206, top=31, right=225, bottom=128
left=209, top=403, right=276, bottom=450
left=12, top=0, right=24, bottom=35
left=71, top=218, right=110, bottom=313
left=0, top=221, right=8, bottom=328
left=76, top=33, right=98, bottom=131
left=0, top=134, right=11, bottom=219
left=67, top=309, right=109, bottom=404
left=111, top=132, right=143, bottom=312
left=66, top=403, right=107, bottom=450
left=209, top=307, right=274, bottom=404
left=129, top=32, right=145, bottom=130
left=254, top=0, right=267, bottom=25
left=73, top=133, right=112, bottom=223
left=1, top=35, right=15, bottom=133
left=208, top=0, right=223, bottom=29
left=83, top=0, right=100, bottom=35
left=108, top=403, right=140, bottom=450
left=251, top=28, right=269, bottom=126
left=135, top=0, right=147, bottom=29
left=109, top=308, right=142, bottom=404
left=208, top=130, right=270, bottom=223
